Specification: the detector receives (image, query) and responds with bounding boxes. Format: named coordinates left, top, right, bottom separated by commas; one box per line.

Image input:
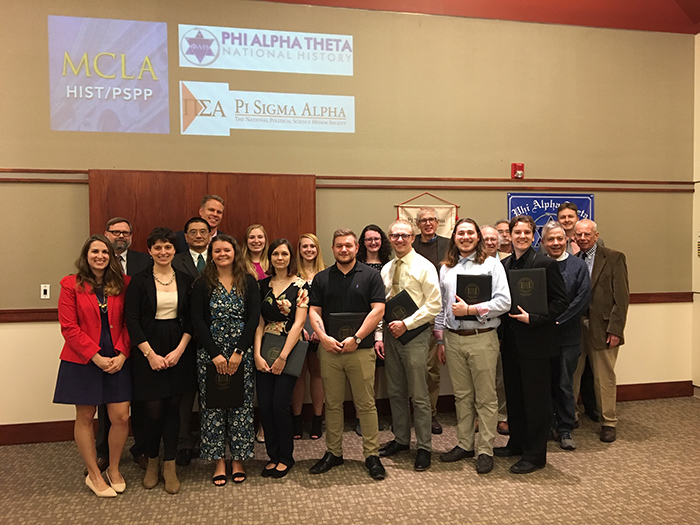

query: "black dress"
left=54, top=289, right=132, bottom=405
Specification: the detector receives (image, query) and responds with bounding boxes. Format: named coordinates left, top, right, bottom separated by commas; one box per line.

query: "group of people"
left=54, top=195, right=629, bottom=498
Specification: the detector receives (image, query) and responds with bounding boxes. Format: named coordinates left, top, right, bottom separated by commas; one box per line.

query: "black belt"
left=447, top=327, right=495, bottom=337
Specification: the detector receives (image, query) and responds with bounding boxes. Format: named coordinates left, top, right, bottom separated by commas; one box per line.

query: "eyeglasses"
left=389, top=233, right=413, bottom=241
left=106, top=230, right=131, bottom=237
left=418, top=217, right=437, bottom=224
left=364, top=237, right=382, bottom=244
left=187, top=229, right=209, bottom=236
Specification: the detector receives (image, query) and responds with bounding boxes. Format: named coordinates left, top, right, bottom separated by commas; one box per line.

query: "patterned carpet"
left=1, top=396, right=700, bottom=524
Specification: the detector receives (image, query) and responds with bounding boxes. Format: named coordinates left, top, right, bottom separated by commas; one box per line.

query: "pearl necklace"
left=153, top=270, right=176, bottom=286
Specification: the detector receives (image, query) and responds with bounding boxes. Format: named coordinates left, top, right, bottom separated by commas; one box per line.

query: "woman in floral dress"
left=190, top=235, right=261, bottom=485
left=253, top=239, right=309, bottom=478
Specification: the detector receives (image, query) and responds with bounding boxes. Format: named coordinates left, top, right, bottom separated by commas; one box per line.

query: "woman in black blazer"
left=125, top=228, right=193, bottom=494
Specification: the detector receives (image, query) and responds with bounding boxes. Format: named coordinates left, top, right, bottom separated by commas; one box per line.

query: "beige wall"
left=693, top=34, right=700, bottom=388
left=1, top=1, right=693, bottom=178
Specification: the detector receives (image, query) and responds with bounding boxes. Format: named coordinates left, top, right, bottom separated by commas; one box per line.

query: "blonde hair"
left=297, top=233, right=326, bottom=281
left=242, top=224, right=269, bottom=278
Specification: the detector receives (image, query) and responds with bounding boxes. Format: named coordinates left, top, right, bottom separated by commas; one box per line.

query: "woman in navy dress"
left=54, top=234, right=131, bottom=498
left=190, top=235, right=261, bottom=486
left=125, top=227, right=193, bottom=494
left=254, top=239, right=309, bottom=478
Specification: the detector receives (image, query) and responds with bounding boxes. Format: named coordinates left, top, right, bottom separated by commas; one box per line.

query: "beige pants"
left=444, top=329, right=500, bottom=456
left=318, top=346, right=379, bottom=458
left=573, top=322, right=619, bottom=427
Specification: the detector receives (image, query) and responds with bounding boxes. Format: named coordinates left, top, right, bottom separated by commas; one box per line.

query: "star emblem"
left=185, top=31, right=215, bottom=63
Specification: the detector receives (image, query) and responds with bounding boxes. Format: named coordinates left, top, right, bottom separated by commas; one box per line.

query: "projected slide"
left=181, top=81, right=355, bottom=134
left=48, top=16, right=169, bottom=133
left=179, top=25, right=353, bottom=76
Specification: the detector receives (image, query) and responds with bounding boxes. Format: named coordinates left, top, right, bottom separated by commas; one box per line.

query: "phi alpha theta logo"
left=517, top=277, right=535, bottom=297
left=391, top=305, right=407, bottom=321
left=180, top=27, right=220, bottom=66
left=463, top=283, right=481, bottom=301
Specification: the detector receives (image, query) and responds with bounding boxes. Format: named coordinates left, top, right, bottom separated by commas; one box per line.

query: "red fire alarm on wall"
left=511, top=163, right=524, bottom=179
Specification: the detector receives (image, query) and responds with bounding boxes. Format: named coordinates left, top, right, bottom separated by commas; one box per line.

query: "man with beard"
left=308, top=229, right=387, bottom=480
left=94, top=217, right=151, bottom=471
left=412, top=207, right=450, bottom=434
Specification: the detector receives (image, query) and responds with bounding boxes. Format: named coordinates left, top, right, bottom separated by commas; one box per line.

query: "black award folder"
left=260, top=333, right=309, bottom=378
left=384, top=289, right=430, bottom=345
left=455, top=274, right=492, bottom=321
left=205, top=362, right=244, bottom=409
left=508, top=268, right=548, bottom=316
left=327, top=312, right=366, bottom=342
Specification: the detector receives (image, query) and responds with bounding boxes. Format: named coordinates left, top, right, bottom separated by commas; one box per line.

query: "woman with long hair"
left=242, top=224, right=269, bottom=281
left=54, top=234, right=131, bottom=498
left=291, top=233, right=326, bottom=439
left=357, top=224, right=392, bottom=270
left=356, top=224, right=393, bottom=435
left=125, top=228, right=194, bottom=494
left=253, top=239, right=309, bottom=477
left=190, top=235, right=261, bottom=486
left=434, top=218, right=511, bottom=474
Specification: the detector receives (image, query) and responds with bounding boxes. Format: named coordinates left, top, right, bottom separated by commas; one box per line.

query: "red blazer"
left=58, top=274, right=131, bottom=364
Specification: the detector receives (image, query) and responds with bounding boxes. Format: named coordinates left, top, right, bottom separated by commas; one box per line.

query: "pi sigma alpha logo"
left=180, top=27, right=220, bottom=67
left=180, top=81, right=355, bottom=135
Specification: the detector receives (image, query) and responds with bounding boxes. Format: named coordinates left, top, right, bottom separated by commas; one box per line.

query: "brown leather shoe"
left=497, top=421, right=509, bottom=435
left=600, top=426, right=616, bottom=443
left=431, top=417, right=443, bottom=435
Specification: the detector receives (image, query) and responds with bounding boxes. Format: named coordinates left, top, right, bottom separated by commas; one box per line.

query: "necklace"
left=153, top=270, right=176, bottom=286
left=95, top=287, right=108, bottom=313
left=97, top=297, right=108, bottom=313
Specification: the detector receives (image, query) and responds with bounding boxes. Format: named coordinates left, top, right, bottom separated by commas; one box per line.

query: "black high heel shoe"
left=310, top=415, right=323, bottom=440
left=293, top=415, right=303, bottom=440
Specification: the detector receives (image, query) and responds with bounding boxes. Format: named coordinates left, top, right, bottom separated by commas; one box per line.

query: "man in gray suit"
left=572, top=219, right=629, bottom=443
left=172, top=217, right=211, bottom=465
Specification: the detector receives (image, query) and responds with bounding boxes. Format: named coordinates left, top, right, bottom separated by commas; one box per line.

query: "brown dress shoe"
left=600, top=426, right=616, bottom=443
left=497, top=421, right=509, bottom=435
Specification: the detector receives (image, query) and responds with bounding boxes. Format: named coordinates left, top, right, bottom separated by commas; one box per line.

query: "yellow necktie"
left=391, top=259, right=403, bottom=297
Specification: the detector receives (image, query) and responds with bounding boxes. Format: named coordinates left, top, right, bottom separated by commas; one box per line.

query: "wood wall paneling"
left=208, top=173, right=316, bottom=244
left=89, top=170, right=208, bottom=253
left=88, top=170, right=316, bottom=256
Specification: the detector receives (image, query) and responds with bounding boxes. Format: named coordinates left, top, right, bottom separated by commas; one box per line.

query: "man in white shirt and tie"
left=377, top=219, right=441, bottom=472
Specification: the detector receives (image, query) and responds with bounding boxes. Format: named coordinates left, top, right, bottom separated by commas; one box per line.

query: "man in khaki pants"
left=573, top=219, right=629, bottom=443
left=308, top=229, right=387, bottom=480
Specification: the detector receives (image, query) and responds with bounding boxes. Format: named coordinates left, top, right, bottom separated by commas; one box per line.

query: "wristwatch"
left=353, top=334, right=362, bottom=345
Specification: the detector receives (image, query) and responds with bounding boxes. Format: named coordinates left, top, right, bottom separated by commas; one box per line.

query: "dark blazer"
left=172, top=251, right=202, bottom=280
left=412, top=234, right=450, bottom=270
left=58, top=274, right=131, bottom=364
left=174, top=230, right=229, bottom=254
left=125, top=250, right=151, bottom=276
left=190, top=274, right=261, bottom=359
left=124, top=266, right=194, bottom=350
left=501, top=247, right=569, bottom=359
left=585, top=244, right=629, bottom=349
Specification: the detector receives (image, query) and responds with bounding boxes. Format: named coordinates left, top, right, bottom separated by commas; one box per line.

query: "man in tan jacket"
left=572, top=219, right=629, bottom=443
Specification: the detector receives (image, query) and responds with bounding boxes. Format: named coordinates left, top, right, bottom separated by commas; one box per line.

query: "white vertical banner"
left=398, top=205, right=457, bottom=237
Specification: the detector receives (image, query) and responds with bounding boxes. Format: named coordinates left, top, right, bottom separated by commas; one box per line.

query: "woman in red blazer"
left=54, top=234, right=131, bottom=498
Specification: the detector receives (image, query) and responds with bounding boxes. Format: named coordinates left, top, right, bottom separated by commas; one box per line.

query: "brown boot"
left=143, top=457, right=160, bottom=489
left=162, top=460, right=181, bottom=494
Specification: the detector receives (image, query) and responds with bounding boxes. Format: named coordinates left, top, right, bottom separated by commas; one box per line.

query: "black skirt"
left=131, top=319, right=194, bottom=401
